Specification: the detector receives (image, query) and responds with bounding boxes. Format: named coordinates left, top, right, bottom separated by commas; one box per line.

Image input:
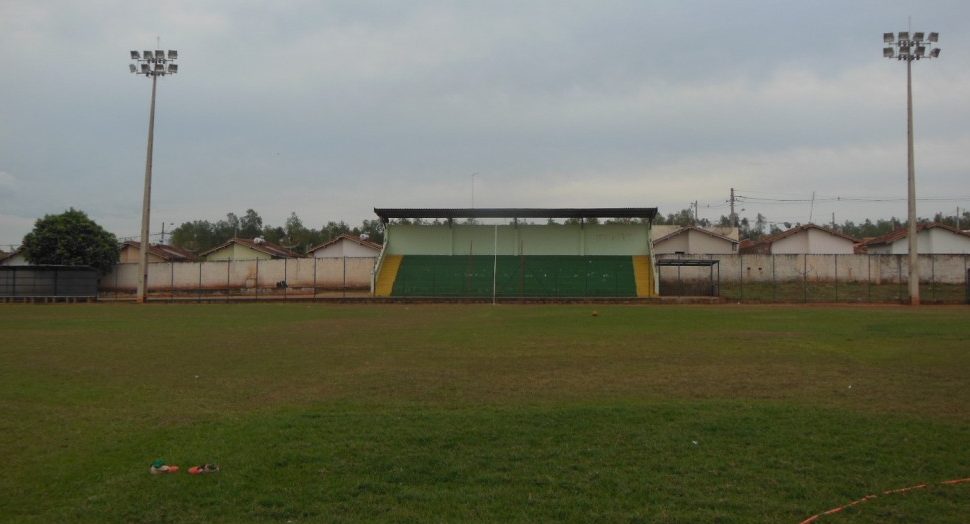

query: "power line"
left=737, top=194, right=970, bottom=204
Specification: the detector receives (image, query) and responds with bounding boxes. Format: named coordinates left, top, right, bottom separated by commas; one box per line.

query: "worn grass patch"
left=0, top=303, right=968, bottom=522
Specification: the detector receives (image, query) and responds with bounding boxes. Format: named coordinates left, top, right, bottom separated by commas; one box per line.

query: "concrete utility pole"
left=884, top=30, right=941, bottom=305
left=729, top=188, right=737, bottom=227
left=129, top=48, right=178, bottom=303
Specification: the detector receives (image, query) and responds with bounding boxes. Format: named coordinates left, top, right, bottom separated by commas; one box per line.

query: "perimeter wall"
left=100, top=257, right=376, bottom=298
left=657, top=253, right=970, bottom=303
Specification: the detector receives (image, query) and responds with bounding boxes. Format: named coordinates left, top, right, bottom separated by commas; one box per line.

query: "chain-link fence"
left=657, top=253, right=970, bottom=304
left=1, top=266, right=99, bottom=300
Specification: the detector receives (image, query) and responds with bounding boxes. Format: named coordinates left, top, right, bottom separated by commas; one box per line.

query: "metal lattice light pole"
left=883, top=31, right=940, bottom=306
left=129, top=49, right=178, bottom=303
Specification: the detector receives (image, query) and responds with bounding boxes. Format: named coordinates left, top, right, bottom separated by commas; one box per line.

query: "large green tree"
left=21, top=208, right=120, bottom=274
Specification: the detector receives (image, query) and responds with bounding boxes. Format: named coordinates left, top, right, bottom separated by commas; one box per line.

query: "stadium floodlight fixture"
left=882, top=29, right=941, bottom=306
left=128, top=45, right=178, bottom=303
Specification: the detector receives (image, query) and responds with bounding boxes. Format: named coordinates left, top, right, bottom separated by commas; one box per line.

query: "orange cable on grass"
left=798, top=477, right=970, bottom=524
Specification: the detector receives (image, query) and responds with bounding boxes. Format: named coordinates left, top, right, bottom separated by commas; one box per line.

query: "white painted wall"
left=312, top=239, right=380, bottom=258
left=654, top=230, right=735, bottom=254
left=657, top=253, right=969, bottom=284
left=871, top=228, right=970, bottom=255
left=772, top=229, right=854, bottom=254
left=100, top=257, right=376, bottom=292
left=0, top=252, right=29, bottom=266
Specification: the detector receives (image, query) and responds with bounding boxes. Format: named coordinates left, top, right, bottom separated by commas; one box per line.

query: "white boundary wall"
left=657, top=253, right=969, bottom=284
left=101, top=257, right=376, bottom=294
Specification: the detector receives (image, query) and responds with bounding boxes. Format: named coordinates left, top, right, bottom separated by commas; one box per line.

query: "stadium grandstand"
left=372, top=208, right=658, bottom=298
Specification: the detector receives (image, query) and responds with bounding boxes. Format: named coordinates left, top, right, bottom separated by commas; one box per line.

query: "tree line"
left=168, top=209, right=385, bottom=254
left=167, top=207, right=970, bottom=253
left=651, top=208, right=970, bottom=241
left=15, top=207, right=967, bottom=274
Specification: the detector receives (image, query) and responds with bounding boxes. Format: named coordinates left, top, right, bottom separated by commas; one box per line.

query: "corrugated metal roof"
left=373, top=207, right=658, bottom=222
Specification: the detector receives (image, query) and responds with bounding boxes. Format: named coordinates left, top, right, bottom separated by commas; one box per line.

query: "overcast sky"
left=2, top=0, right=969, bottom=248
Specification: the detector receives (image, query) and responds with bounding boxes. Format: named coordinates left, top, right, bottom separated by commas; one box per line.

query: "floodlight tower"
left=129, top=49, right=178, bottom=303
left=883, top=31, right=940, bottom=306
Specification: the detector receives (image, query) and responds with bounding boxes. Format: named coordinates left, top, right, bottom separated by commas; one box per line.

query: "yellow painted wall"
left=374, top=255, right=403, bottom=297
left=632, top=256, right=656, bottom=297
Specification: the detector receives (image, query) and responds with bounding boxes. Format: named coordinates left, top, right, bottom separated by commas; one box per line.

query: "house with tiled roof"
left=0, top=248, right=28, bottom=266
left=120, top=241, right=197, bottom=264
left=862, top=223, right=970, bottom=254
left=306, top=234, right=382, bottom=258
left=652, top=226, right=738, bottom=255
left=199, top=238, right=301, bottom=261
left=740, top=224, right=859, bottom=255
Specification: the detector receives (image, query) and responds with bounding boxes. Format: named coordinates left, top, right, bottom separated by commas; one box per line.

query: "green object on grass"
left=151, top=459, right=165, bottom=468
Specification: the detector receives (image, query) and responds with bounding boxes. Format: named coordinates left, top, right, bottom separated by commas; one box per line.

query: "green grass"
left=1, top=303, right=968, bottom=522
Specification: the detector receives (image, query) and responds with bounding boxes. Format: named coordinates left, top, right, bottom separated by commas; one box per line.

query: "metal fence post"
left=313, top=257, right=317, bottom=300
left=226, top=260, right=231, bottom=302
left=198, top=262, right=202, bottom=302
left=897, top=256, right=903, bottom=302
left=771, top=255, right=776, bottom=302
left=255, top=258, right=259, bottom=302
left=802, top=254, right=808, bottom=303
left=170, top=262, right=175, bottom=303
left=283, top=258, right=288, bottom=300
left=867, top=255, right=872, bottom=303
left=739, top=254, right=743, bottom=302
left=834, top=255, right=839, bottom=302
left=343, top=256, right=347, bottom=298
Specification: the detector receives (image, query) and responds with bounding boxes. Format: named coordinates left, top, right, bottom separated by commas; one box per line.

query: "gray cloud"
left=2, top=0, right=969, bottom=244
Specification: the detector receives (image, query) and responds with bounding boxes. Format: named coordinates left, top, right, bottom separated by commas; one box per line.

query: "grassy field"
left=1, top=303, right=968, bottom=523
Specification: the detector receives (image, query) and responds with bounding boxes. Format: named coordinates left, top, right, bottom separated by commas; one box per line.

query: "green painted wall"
left=386, top=224, right=652, bottom=256
left=392, top=255, right=637, bottom=297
